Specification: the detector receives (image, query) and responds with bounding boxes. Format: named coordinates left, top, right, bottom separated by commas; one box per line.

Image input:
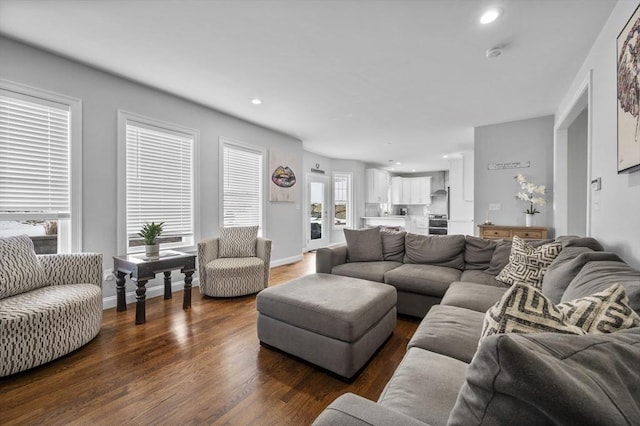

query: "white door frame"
left=305, top=173, right=330, bottom=251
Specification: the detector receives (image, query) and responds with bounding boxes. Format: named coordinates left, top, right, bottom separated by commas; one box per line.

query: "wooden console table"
left=478, top=224, right=548, bottom=240
left=113, top=250, right=196, bottom=324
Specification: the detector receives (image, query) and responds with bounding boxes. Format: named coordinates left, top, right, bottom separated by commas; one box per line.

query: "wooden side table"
left=478, top=224, right=548, bottom=240
left=113, top=250, right=196, bottom=324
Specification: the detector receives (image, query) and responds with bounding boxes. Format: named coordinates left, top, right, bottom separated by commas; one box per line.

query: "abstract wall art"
left=269, top=150, right=298, bottom=202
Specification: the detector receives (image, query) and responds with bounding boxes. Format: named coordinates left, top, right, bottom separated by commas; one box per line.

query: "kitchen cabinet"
left=366, top=169, right=390, bottom=204
left=390, top=176, right=431, bottom=205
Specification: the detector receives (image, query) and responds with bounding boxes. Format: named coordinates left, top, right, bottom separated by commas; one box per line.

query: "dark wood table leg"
left=116, top=271, right=127, bottom=311
left=164, top=271, right=172, bottom=299
left=135, top=279, right=148, bottom=324
left=183, top=271, right=194, bottom=309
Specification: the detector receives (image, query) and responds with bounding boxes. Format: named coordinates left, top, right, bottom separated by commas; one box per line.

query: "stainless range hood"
left=430, top=171, right=448, bottom=196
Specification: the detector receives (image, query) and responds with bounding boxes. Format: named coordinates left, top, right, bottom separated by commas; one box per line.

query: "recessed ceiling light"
left=412, top=169, right=416, bottom=172
left=395, top=162, right=401, bottom=165
left=390, top=168, right=395, bottom=171
left=443, top=155, right=449, bottom=159
left=480, top=8, right=502, bottom=24
left=250, top=98, right=262, bottom=105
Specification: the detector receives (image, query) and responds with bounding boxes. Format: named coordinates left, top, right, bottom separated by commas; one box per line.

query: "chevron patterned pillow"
left=219, top=226, right=258, bottom=258
left=496, top=236, right=562, bottom=288
left=0, top=234, right=47, bottom=299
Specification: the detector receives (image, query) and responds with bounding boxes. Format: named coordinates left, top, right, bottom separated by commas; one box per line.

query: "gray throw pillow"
left=485, top=240, right=512, bottom=275
left=449, top=328, right=640, bottom=425
left=0, top=235, right=47, bottom=299
left=464, top=236, right=498, bottom=270
left=219, top=226, right=258, bottom=258
left=403, top=233, right=465, bottom=270
left=555, top=235, right=604, bottom=251
left=380, top=230, right=406, bottom=262
left=344, top=227, right=383, bottom=262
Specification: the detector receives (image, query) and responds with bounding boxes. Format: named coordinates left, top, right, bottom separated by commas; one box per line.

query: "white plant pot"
left=145, top=243, right=160, bottom=258
left=525, top=214, right=534, bottom=227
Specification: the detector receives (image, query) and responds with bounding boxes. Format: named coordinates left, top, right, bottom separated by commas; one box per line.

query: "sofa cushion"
left=0, top=235, right=47, bottom=299
left=485, top=240, right=512, bottom=275
left=344, top=227, right=383, bottom=262
left=403, top=234, right=465, bottom=270
left=463, top=236, right=497, bottom=270
left=332, top=261, right=402, bottom=283
left=384, top=264, right=462, bottom=298
left=377, top=347, right=468, bottom=426
left=542, top=249, right=622, bottom=304
left=459, top=270, right=504, bottom=287
left=441, top=282, right=507, bottom=313
left=449, top=328, right=640, bottom=425
left=556, top=235, right=604, bottom=251
left=408, top=304, right=484, bottom=362
left=496, top=236, right=562, bottom=288
left=380, top=229, right=406, bottom=262
left=219, top=225, right=258, bottom=258
left=562, top=260, right=640, bottom=312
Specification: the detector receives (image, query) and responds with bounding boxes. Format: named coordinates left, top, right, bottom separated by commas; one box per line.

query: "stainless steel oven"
left=428, top=214, right=448, bottom=235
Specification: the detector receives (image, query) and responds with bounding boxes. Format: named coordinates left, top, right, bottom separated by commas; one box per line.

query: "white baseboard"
left=270, top=254, right=304, bottom=268
left=102, top=278, right=200, bottom=310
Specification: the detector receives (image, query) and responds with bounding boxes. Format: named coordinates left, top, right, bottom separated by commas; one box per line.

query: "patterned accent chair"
left=0, top=235, right=103, bottom=377
left=198, top=226, right=272, bottom=297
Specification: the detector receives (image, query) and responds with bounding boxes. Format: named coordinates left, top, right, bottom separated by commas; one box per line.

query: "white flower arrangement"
left=515, top=174, right=546, bottom=215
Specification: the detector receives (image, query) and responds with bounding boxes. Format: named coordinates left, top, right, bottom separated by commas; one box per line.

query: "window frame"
left=218, top=137, right=267, bottom=236
left=0, top=79, right=82, bottom=252
left=117, top=110, right=199, bottom=255
left=332, top=171, right=353, bottom=230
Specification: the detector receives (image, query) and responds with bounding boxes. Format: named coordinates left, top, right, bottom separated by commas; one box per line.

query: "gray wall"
left=0, top=37, right=304, bottom=303
left=474, top=116, right=555, bottom=233
left=556, top=0, right=640, bottom=269
left=566, top=108, right=588, bottom=235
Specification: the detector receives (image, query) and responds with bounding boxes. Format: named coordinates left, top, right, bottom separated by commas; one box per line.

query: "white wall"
left=474, top=116, right=555, bottom=233
left=0, top=37, right=304, bottom=303
left=557, top=0, right=640, bottom=268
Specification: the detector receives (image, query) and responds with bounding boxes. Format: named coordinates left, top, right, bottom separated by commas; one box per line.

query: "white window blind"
left=0, top=94, right=71, bottom=218
left=222, top=144, right=263, bottom=229
left=126, top=122, right=194, bottom=246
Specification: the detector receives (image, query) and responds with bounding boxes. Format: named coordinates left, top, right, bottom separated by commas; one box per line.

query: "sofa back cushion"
left=449, top=328, right=640, bottom=425
left=562, top=260, right=640, bottom=312
left=380, top=229, right=406, bottom=262
left=403, top=234, right=465, bottom=270
left=344, top=227, right=383, bottom=262
left=542, top=249, right=622, bottom=304
left=464, top=236, right=497, bottom=270
left=555, top=235, right=604, bottom=251
left=0, top=235, right=47, bottom=299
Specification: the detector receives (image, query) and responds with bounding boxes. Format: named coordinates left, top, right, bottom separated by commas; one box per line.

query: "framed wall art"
left=617, top=2, right=640, bottom=173
left=269, top=150, right=298, bottom=202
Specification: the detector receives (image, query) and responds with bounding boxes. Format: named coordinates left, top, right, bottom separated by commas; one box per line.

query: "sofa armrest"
left=312, top=393, right=430, bottom=426
left=316, top=244, right=348, bottom=274
left=37, top=253, right=103, bottom=287
left=256, top=237, right=272, bottom=286
left=197, top=238, right=219, bottom=285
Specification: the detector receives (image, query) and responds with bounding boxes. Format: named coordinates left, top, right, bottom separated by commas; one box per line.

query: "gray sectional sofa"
left=313, top=230, right=640, bottom=425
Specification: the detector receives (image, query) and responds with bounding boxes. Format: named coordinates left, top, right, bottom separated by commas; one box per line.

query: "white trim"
left=117, top=110, right=200, bottom=255
left=102, top=278, right=200, bottom=310
left=270, top=254, right=304, bottom=268
left=0, top=79, right=83, bottom=252
left=218, top=136, right=268, bottom=236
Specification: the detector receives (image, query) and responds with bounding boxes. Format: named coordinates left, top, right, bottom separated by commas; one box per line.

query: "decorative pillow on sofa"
left=343, top=227, right=383, bottom=262
left=380, top=229, right=406, bottom=262
left=403, top=233, right=466, bottom=270
left=0, top=235, right=47, bottom=299
left=496, top=236, right=562, bottom=288
left=219, top=226, right=258, bottom=258
left=481, top=283, right=640, bottom=343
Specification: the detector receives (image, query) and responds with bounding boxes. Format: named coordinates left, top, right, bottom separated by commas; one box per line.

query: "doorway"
left=306, top=174, right=329, bottom=251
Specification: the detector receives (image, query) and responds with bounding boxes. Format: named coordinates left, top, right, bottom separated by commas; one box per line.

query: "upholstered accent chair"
left=198, top=226, right=272, bottom=297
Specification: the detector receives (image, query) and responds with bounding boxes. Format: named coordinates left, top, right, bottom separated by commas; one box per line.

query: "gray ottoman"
left=256, top=273, right=397, bottom=378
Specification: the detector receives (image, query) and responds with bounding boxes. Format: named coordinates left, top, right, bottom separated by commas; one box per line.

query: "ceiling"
left=0, top=0, right=616, bottom=172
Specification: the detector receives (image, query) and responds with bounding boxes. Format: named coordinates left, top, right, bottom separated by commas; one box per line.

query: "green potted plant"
left=138, top=221, right=164, bottom=258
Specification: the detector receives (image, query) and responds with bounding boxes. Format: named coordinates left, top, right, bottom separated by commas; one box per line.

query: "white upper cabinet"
left=390, top=176, right=431, bottom=205
left=366, top=168, right=390, bottom=204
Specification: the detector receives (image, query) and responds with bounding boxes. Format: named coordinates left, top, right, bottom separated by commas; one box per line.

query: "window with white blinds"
left=221, top=141, right=263, bottom=231
left=124, top=118, right=195, bottom=252
left=0, top=93, right=71, bottom=218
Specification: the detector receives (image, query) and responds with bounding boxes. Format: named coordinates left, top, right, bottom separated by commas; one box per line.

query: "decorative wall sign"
left=617, top=3, right=640, bottom=173
left=270, top=150, right=298, bottom=202
left=487, top=161, right=530, bottom=170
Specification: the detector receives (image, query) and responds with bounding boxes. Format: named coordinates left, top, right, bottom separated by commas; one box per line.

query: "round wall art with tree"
left=617, top=3, right=640, bottom=173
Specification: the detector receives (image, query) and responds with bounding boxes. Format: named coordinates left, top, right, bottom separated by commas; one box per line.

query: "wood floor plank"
left=0, top=252, right=418, bottom=425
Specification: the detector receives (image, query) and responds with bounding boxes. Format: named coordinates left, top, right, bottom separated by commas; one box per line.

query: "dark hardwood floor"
left=0, top=252, right=419, bottom=425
